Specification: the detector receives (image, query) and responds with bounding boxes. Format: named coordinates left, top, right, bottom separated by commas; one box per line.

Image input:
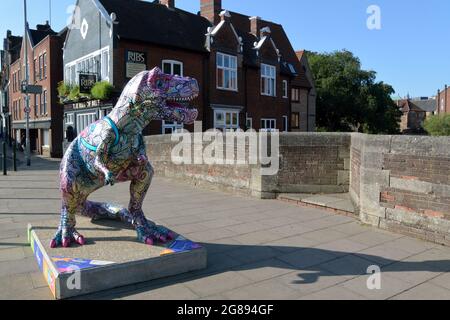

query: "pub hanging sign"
left=79, top=74, right=97, bottom=94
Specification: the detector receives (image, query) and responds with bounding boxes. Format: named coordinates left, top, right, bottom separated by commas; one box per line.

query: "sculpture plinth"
left=28, top=217, right=207, bottom=299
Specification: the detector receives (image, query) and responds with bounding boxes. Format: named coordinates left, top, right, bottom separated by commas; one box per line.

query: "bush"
left=424, top=115, right=450, bottom=136
left=68, top=85, right=81, bottom=101
left=91, top=81, right=114, bottom=100
left=57, top=81, right=71, bottom=97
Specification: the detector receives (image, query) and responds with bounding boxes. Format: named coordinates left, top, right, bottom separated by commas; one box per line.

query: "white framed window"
left=162, top=121, right=184, bottom=134
left=66, top=113, right=74, bottom=125
left=214, top=109, right=239, bottom=130
left=64, top=46, right=110, bottom=85
left=42, top=129, right=50, bottom=147
left=162, top=60, right=183, bottom=76
left=246, top=117, right=253, bottom=129
left=42, top=90, right=48, bottom=115
left=217, top=52, right=238, bottom=91
left=282, top=80, right=288, bottom=98
left=261, top=64, right=276, bottom=96
left=261, top=118, right=277, bottom=132
left=76, top=113, right=97, bottom=135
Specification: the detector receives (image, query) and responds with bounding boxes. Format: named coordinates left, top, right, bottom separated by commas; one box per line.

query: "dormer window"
left=261, top=64, right=276, bottom=97
left=217, top=52, right=238, bottom=91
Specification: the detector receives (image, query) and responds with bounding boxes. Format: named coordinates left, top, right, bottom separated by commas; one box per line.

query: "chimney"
left=250, top=16, right=261, bottom=36
left=160, top=0, right=175, bottom=8
left=201, top=0, right=221, bottom=25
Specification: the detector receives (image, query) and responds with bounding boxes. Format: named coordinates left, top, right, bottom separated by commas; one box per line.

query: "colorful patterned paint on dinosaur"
left=51, top=67, right=199, bottom=248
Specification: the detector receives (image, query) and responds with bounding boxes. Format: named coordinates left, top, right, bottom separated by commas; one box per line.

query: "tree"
left=307, top=50, right=402, bottom=134
left=424, top=115, right=450, bottom=136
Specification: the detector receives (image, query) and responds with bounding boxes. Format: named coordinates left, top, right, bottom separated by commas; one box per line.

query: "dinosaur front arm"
left=93, top=134, right=115, bottom=185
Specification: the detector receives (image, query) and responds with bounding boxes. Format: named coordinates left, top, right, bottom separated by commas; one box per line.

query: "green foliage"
left=57, top=81, right=71, bottom=99
left=424, top=115, right=450, bottom=136
left=91, top=81, right=114, bottom=101
left=68, top=85, right=81, bottom=101
left=307, top=50, right=402, bottom=134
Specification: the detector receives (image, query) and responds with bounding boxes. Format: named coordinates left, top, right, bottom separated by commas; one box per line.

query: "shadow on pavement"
left=74, top=241, right=450, bottom=299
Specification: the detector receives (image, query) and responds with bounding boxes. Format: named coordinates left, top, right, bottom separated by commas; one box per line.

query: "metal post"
left=24, top=0, right=31, bottom=166
left=2, top=142, right=6, bottom=176
left=13, top=141, right=17, bottom=172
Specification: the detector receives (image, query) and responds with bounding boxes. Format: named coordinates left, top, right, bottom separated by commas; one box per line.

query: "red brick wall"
left=278, top=146, right=342, bottom=186
left=380, top=154, right=450, bottom=218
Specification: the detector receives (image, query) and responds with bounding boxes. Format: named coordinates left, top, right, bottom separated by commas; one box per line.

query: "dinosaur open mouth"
left=166, top=94, right=198, bottom=109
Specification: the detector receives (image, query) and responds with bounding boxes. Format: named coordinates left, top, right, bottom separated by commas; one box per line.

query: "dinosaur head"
left=129, top=67, right=199, bottom=125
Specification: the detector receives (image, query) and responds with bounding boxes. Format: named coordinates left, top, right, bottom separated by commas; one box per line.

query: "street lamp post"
left=23, top=0, right=31, bottom=166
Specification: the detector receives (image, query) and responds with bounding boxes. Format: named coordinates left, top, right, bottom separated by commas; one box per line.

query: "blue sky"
left=1, top=0, right=449, bottom=98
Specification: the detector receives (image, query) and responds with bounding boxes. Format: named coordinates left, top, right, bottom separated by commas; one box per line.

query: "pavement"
left=1, top=154, right=450, bottom=300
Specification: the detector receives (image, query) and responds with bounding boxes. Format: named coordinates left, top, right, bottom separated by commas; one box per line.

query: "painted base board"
left=27, top=217, right=207, bottom=299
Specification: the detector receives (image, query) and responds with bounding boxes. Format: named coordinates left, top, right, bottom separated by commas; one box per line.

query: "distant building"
left=294, top=50, right=316, bottom=132
left=9, top=22, right=66, bottom=157
left=396, top=97, right=436, bottom=134
left=0, top=31, right=22, bottom=143
left=437, top=85, right=449, bottom=114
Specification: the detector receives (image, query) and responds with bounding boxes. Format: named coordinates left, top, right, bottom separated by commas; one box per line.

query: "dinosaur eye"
left=156, top=80, right=164, bottom=89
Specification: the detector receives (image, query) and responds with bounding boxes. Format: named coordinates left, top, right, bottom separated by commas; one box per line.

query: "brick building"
left=61, top=0, right=315, bottom=145
left=437, top=85, right=449, bottom=114
left=0, top=31, right=22, bottom=143
left=9, top=22, right=66, bottom=157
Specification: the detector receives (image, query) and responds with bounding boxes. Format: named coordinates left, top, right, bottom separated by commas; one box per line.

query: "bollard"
left=2, top=142, right=6, bottom=176
left=13, top=141, right=17, bottom=172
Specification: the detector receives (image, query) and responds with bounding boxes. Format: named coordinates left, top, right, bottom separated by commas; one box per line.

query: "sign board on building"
left=20, top=82, right=42, bottom=95
left=79, top=74, right=97, bottom=94
left=126, top=50, right=147, bottom=78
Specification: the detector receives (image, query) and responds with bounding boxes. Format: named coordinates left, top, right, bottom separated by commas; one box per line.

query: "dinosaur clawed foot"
left=136, top=224, right=176, bottom=246
left=50, top=228, right=86, bottom=248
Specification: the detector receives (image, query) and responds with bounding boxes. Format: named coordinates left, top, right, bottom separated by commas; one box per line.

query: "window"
left=217, top=52, right=238, bottom=91
left=65, top=47, right=110, bottom=85
left=161, top=60, right=185, bottom=134
left=43, top=53, right=47, bottom=79
left=34, top=94, right=38, bottom=116
left=246, top=117, right=253, bottom=129
left=42, top=129, right=50, bottom=147
left=291, top=112, right=300, bottom=129
left=261, top=64, right=276, bottom=96
left=292, top=88, right=300, bottom=102
left=76, top=113, right=97, bottom=135
left=282, top=80, right=288, bottom=98
left=39, top=55, right=43, bottom=80
left=162, top=121, right=184, bottom=134
left=162, top=60, right=183, bottom=76
left=283, top=116, right=288, bottom=132
left=34, top=58, right=38, bottom=81
left=66, top=113, right=74, bottom=125
left=214, top=109, right=239, bottom=130
left=261, top=118, right=277, bottom=132
left=42, top=90, right=47, bottom=115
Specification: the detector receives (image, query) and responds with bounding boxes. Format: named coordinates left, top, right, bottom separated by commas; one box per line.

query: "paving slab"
left=28, top=217, right=207, bottom=299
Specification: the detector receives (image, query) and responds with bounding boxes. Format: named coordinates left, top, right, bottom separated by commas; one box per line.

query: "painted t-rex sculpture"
left=51, top=67, right=199, bottom=248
